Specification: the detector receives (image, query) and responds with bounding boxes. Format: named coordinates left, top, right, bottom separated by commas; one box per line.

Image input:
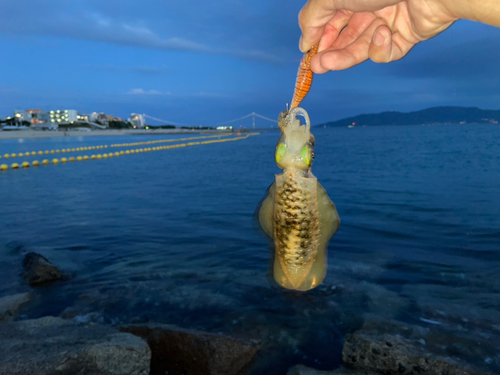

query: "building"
left=128, top=113, right=145, bottom=128
left=49, top=109, right=78, bottom=124
left=14, top=109, right=51, bottom=126
left=88, top=112, right=109, bottom=127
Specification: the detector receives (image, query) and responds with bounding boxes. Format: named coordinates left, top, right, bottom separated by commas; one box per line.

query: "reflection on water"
left=1, top=125, right=500, bottom=373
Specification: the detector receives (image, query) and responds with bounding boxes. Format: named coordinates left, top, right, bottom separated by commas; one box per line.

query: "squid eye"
left=275, top=143, right=286, bottom=164
left=301, top=144, right=312, bottom=166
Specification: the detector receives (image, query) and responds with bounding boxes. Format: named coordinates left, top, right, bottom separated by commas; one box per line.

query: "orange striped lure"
left=290, top=43, right=319, bottom=108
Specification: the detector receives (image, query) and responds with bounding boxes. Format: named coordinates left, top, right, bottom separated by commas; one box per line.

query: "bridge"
left=142, top=112, right=277, bottom=129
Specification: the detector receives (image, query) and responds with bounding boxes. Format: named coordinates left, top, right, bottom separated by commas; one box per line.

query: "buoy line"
left=109, top=133, right=234, bottom=148
left=0, top=134, right=258, bottom=172
left=0, top=133, right=237, bottom=160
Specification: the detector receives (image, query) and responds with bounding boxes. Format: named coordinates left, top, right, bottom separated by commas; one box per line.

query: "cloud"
left=381, top=36, right=500, bottom=82
left=82, top=64, right=169, bottom=76
left=0, top=0, right=284, bottom=64
left=127, top=88, right=163, bottom=95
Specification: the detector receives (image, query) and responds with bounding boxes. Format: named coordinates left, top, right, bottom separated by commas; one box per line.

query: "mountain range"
left=318, top=106, right=500, bottom=127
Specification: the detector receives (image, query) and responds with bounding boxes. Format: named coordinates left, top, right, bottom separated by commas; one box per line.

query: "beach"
left=0, top=128, right=220, bottom=140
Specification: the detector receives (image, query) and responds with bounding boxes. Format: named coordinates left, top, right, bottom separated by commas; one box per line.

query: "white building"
left=49, top=109, right=78, bottom=124
left=128, top=113, right=146, bottom=128
left=88, top=112, right=109, bottom=127
left=14, top=109, right=51, bottom=126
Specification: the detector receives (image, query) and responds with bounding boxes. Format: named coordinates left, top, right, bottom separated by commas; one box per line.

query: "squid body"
left=258, top=107, right=340, bottom=291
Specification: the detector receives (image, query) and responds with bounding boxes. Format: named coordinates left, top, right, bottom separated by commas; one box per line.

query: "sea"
left=1, top=124, right=499, bottom=374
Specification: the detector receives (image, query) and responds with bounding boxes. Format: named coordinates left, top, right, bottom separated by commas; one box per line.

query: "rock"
left=120, top=323, right=259, bottom=375
left=287, top=364, right=378, bottom=375
left=342, top=322, right=494, bottom=375
left=0, top=316, right=150, bottom=375
left=22, top=252, right=64, bottom=286
left=0, top=292, right=31, bottom=322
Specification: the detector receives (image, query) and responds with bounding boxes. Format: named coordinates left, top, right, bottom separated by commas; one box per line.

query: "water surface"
left=1, top=125, right=499, bottom=373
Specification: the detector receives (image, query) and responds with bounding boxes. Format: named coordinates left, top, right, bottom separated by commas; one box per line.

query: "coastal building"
left=88, top=112, right=109, bottom=127
left=49, top=109, right=78, bottom=123
left=128, top=113, right=145, bottom=128
left=14, top=109, right=51, bottom=126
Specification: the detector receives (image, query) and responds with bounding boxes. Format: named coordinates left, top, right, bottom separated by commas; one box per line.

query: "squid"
left=258, top=107, right=340, bottom=291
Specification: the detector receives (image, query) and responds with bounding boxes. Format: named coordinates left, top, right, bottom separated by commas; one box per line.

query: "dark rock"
left=22, top=252, right=64, bottom=286
left=287, top=364, right=378, bottom=375
left=0, top=316, right=150, bottom=375
left=0, top=292, right=32, bottom=323
left=342, top=322, right=494, bottom=375
left=120, top=323, right=259, bottom=375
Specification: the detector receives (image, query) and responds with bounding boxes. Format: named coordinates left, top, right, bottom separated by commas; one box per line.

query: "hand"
left=298, top=0, right=458, bottom=73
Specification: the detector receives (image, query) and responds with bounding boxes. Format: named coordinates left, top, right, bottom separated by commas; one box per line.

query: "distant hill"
left=319, top=106, right=500, bottom=127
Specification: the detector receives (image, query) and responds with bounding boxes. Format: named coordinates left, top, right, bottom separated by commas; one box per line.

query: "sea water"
left=0, top=125, right=499, bottom=373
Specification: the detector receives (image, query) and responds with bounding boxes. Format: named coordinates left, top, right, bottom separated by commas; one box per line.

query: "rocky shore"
left=0, top=251, right=498, bottom=375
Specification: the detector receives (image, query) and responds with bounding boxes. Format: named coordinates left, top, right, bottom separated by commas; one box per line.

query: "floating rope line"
left=0, top=134, right=236, bottom=159
left=0, top=133, right=258, bottom=172
left=109, top=133, right=233, bottom=148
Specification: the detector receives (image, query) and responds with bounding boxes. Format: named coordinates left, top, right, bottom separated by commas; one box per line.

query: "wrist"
left=439, top=0, right=500, bottom=27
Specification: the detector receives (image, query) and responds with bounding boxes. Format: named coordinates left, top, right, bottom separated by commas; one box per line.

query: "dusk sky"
left=0, top=0, right=499, bottom=127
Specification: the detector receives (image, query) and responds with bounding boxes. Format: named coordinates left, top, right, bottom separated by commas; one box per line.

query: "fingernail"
left=299, top=36, right=306, bottom=52
left=373, top=31, right=386, bottom=47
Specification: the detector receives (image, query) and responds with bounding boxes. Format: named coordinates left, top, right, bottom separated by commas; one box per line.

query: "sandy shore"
left=0, top=129, right=220, bottom=140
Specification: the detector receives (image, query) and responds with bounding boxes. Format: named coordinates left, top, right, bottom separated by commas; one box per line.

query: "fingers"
left=369, top=25, right=416, bottom=63
left=317, top=9, right=352, bottom=52
left=310, top=17, right=416, bottom=72
left=299, top=0, right=404, bottom=52
left=299, top=0, right=340, bottom=52
left=330, top=12, right=376, bottom=50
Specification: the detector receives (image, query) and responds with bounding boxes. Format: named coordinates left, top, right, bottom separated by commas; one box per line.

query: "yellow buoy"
left=76, top=156, right=83, bottom=161
left=61, top=158, right=68, bottom=163
left=83, top=155, right=89, bottom=160
left=71, top=148, right=76, bottom=152
left=97, top=154, right=102, bottom=159
left=69, top=157, right=75, bottom=162
left=22, top=161, right=30, bottom=168
left=3, top=154, right=9, bottom=158
left=114, top=152, right=119, bottom=157
left=91, top=155, right=96, bottom=160
left=61, top=149, right=66, bottom=153
left=120, top=151, right=124, bottom=155
left=42, top=159, right=50, bottom=165
left=0, top=164, right=8, bottom=171
left=38, top=151, right=43, bottom=155
left=32, top=160, right=40, bottom=167
left=11, top=153, right=17, bottom=158
left=18, top=153, right=24, bottom=157
left=104, top=145, right=108, bottom=148
left=108, top=153, right=113, bottom=158
left=51, top=150, right=55, bottom=154
left=52, top=158, right=59, bottom=164
left=44, top=150, right=49, bottom=154
left=56, top=150, right=60, bottom=153
left=125, top=150, right=130, bottom=154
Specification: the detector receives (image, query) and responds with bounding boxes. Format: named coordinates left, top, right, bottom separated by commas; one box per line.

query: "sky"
left=0, top=0, right=499, bottom=127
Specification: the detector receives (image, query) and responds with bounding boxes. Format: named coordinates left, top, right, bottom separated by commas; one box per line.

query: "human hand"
left=298, top=0, right=458, bottom=73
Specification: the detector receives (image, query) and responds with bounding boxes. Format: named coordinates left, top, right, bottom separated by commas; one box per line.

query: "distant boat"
left=348, top=122, right=356, bottom=128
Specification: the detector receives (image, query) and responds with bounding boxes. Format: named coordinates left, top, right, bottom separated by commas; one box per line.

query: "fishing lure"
left=258, top=107, right=340, bottom=291
left=290, top=43, right=319, bottom=108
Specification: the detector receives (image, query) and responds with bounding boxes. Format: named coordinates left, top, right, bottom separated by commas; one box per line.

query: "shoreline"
left=0, top=128, right=221, bottom=140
